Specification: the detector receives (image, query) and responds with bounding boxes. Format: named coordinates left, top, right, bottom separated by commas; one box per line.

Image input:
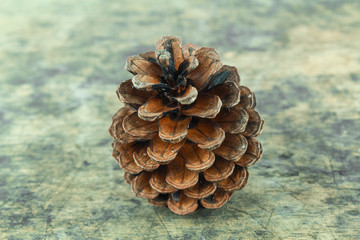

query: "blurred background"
left=0, top=0, right=359, bottom=239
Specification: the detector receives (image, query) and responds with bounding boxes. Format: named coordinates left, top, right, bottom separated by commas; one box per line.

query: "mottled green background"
left=1, top=0, right=360, bottom=239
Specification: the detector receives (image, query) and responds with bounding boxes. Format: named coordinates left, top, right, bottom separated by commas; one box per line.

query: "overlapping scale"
left=114, top=142, right=142, bottom=174
left=203, top=157, right=235, bottom=182
left=187, top=47, right=222, bottom=91
left=213, top=133, right=248, bottom=161
left=122, top=111, right=158, bottom=137
left=132, top=74, right=161, bottom=90
left=173, top=85, right=198, bottom=105
left=181, top=94, right=222, bottom=118
left=183, top=176, right=217, bottom=199
left=148, top=194, right=169, bottom=207
left=205, top=65, right=241, bottom=107
left=186, top=118, right=225, bottom=150
left=125, top=52, right=162, bottom=76
left=218, top=167, right=249, bottom=191
left=213, top=108, right=248, bottom=134
left=131, top=171, right=159, bottom=199
left=133, top=143, right=160, bottom=171
left=158, top=115, right=191, bottom=143
left=168, top=191, right=198, bottom=215
left=117, top=80, right=155, bottom=107
left=149, top=166, right=177, bottom=193
left=242, top=109, right=265, bottom=137
left=180, top=142, right=215, bottom=172
left=166, top=155, right=199, bottom=189
left=234, top=138, right=263, bottom=167
left=234, top=86, right=257, bottom=110
left=138, top=97, right=177, bottom=121
left=200, top=189, right=233, bottom=209
left=109, top=106, right=138, bottom=143
left=147, top=135, right=185, bottom=163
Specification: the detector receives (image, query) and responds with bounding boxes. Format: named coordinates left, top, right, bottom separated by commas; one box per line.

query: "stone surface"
left=1, top=0, right=360, bottom=239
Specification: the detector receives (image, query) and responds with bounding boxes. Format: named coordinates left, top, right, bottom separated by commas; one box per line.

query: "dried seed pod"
left=109, top=35, right=265, bottom=215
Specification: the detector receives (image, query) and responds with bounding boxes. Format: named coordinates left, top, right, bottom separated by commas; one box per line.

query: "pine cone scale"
left=158, top=115, right=191, bottom=143
left=173, top=85, right=198, bottom=105
left=243, top=109, right=265, bottom=137
left=147, top=135, right=185, bottom=163
left=213, top=133, right=248, bottom=161
left=187, top=47, right=222, bottom=90
left=168, top=192, right=198, bottom=215
left=234, top=138, right=263, bottom=167
left=182, top=43, right=200, bottom=59
left=214, top=108, right=249, bottom=134
left=117, top=79, right=154, bottom=106
left=114, top=142, right=143, bottom=174
left=133, top=143, right=160, bottom=171
left=186, top=118, right=225, bottom=150
left=122, top=112, right=158, bottom=137
left=148, top=195, right=168, bottom=207
left=218, top=167, right=249, bottom=191
left=125, top=54, right=162, bottom=76
left=155, top=36, right=184, bottom=70
left=149, top=166, right=177, bottom=193
left=138, top=97, right=177, bottom=121
left=206, top=82, right=240, bottom=108
left=181, top=94, right=222, bottom=118
left=131, top=172, right=159, bottom=199
left=180, top=142, right=215, bottom=172
left=183, top=178, right=217, bottom=199
left=203, top=157, right=235, bottom=182
left=132, top=74, right=161, bottom=90
left=200, top=189, right=232, bottom=209
left=165, top=154, right=199, bottom=189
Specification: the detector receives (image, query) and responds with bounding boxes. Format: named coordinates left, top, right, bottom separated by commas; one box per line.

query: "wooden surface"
left=1, top=0, right=360, bottom=239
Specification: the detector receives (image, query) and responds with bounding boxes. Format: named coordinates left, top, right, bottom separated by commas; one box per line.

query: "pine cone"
left=109, top=36, right=264, bottom=215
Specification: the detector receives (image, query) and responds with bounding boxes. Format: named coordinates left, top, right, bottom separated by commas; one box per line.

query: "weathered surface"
left=1, top=0, right=360, bottom=239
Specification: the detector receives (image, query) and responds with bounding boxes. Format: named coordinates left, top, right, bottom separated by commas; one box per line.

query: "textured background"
left=1, top=0, right=360, bottom=239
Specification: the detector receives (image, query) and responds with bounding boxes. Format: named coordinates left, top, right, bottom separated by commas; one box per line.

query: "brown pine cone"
left=109, top=36, right=264, bottom=215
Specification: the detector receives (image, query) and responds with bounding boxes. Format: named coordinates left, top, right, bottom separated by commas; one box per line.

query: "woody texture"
left=109, top=36, right=264, bottom=215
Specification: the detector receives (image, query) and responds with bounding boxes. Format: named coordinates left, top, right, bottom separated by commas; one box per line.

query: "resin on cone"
left=109, top=36, right=264, bottom=215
